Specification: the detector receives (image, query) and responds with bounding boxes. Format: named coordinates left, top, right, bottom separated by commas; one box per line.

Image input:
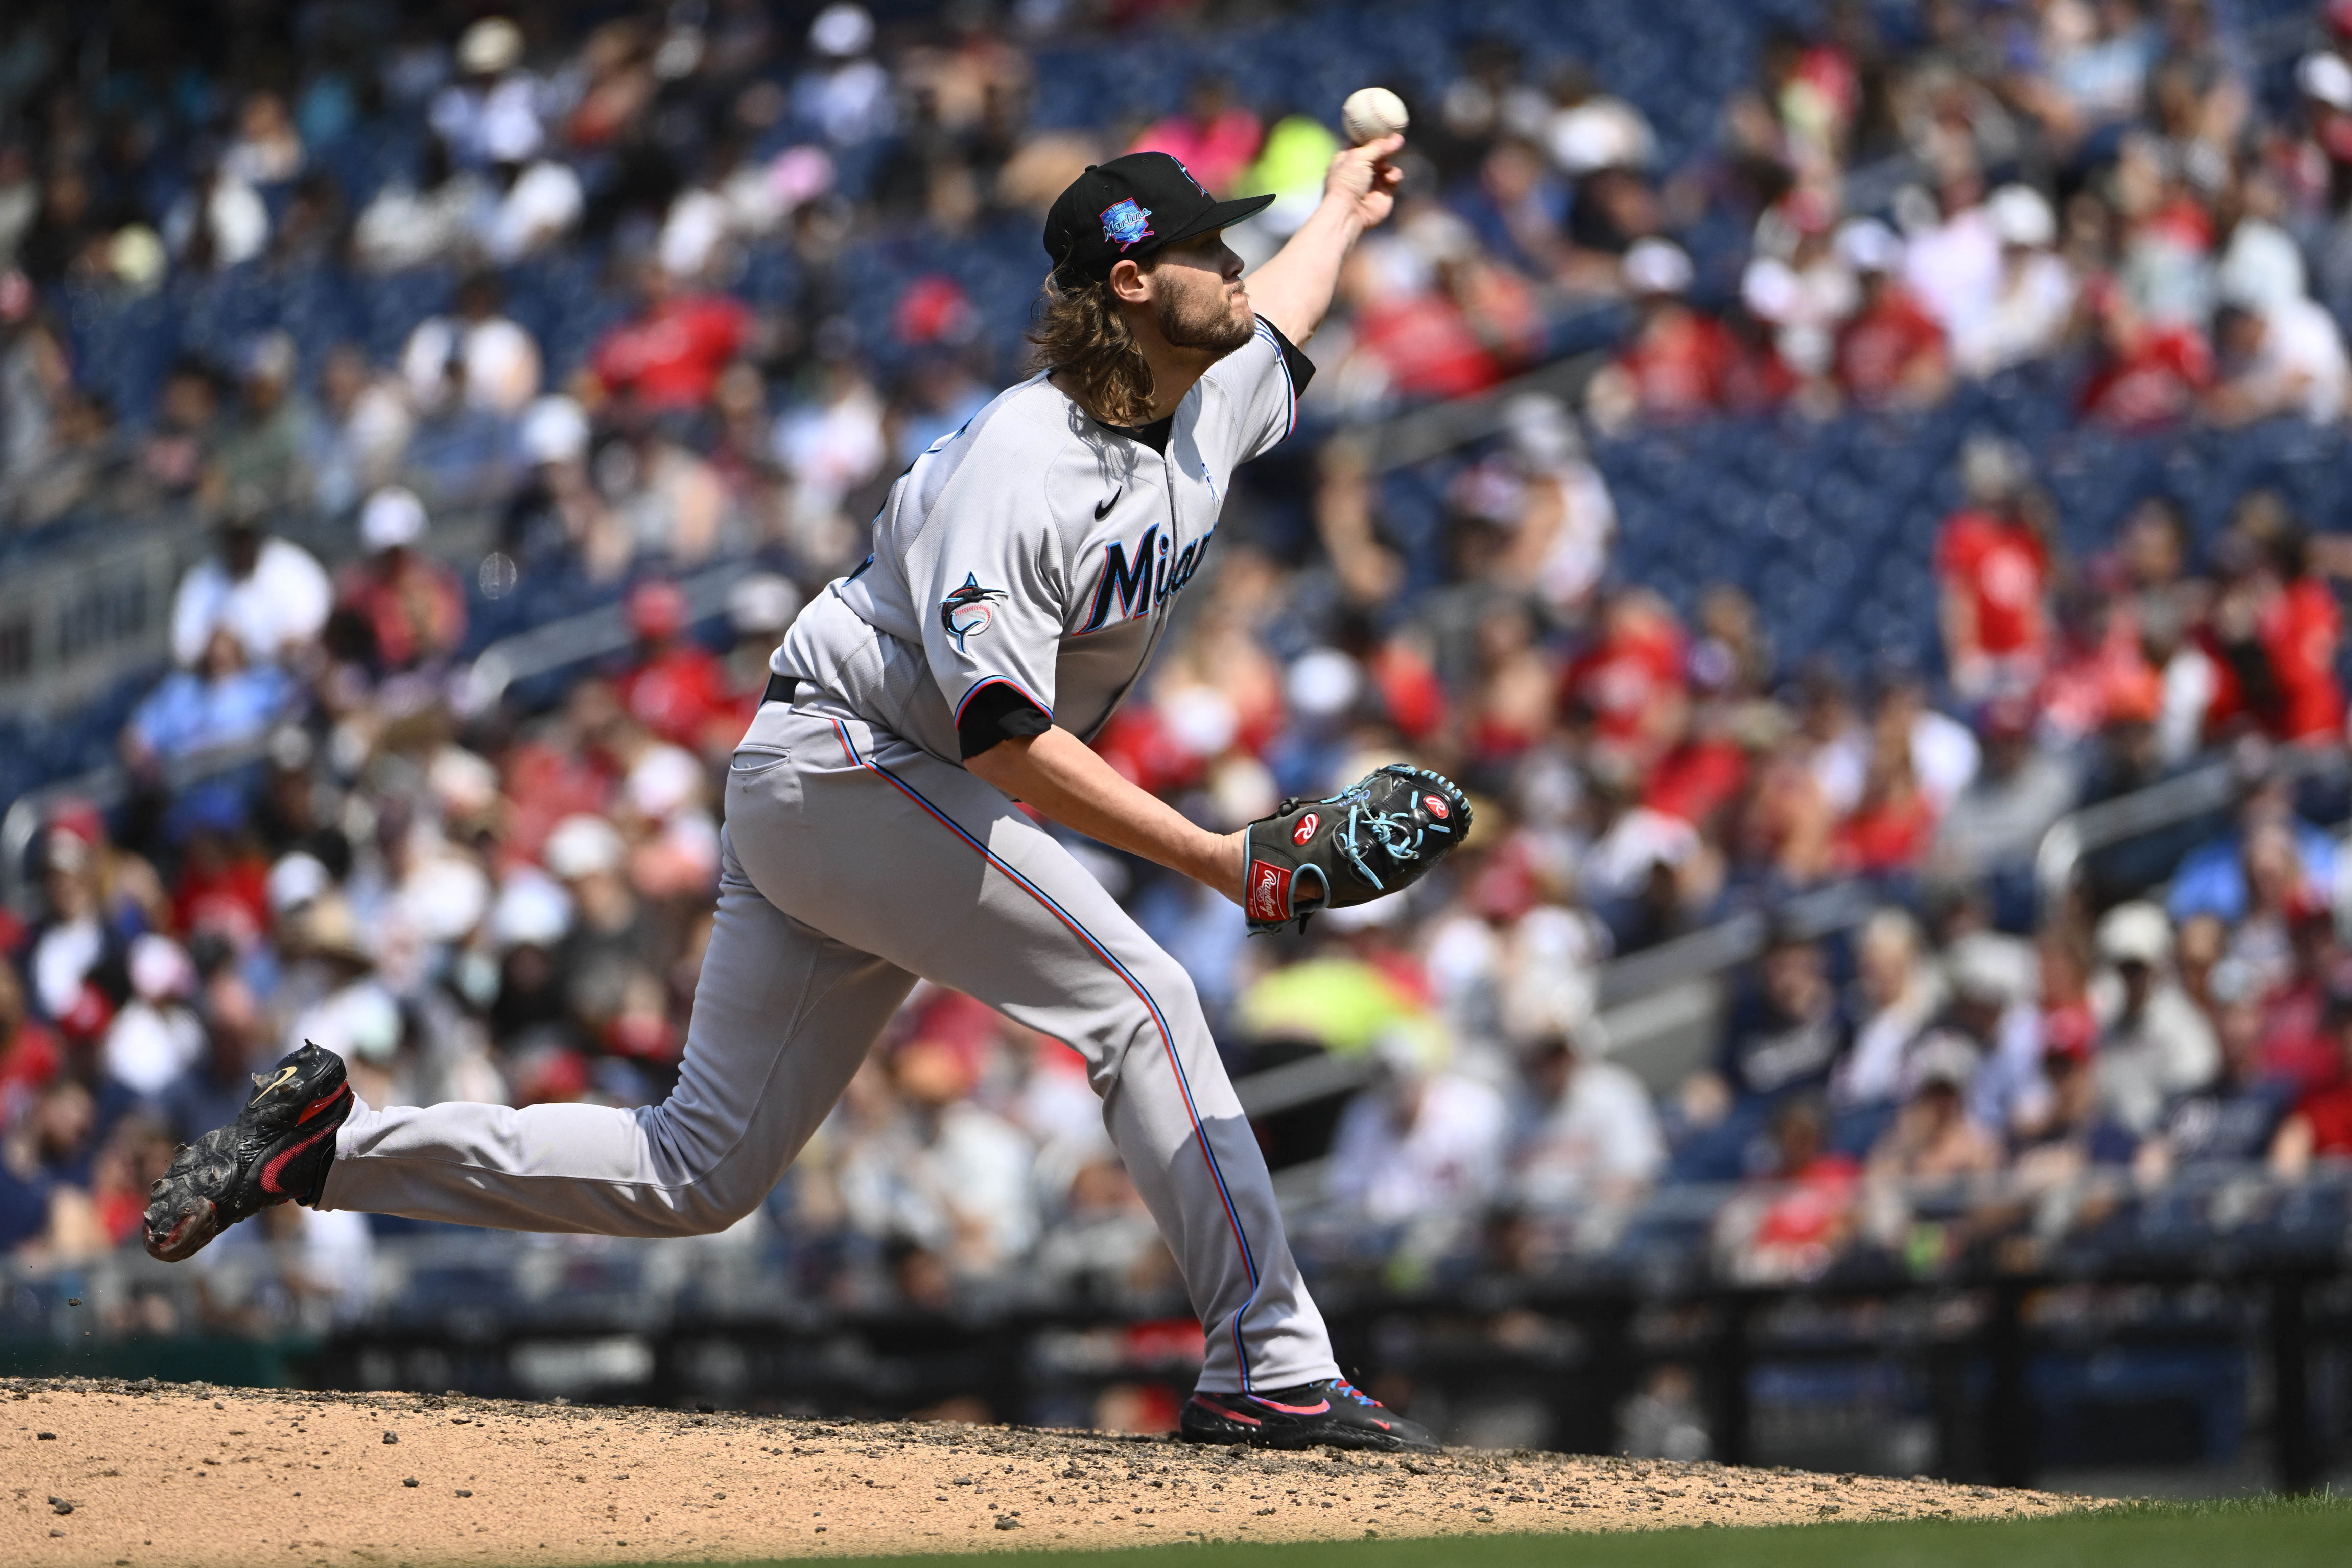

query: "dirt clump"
left=2, top=1376, right=2098, bottom=1563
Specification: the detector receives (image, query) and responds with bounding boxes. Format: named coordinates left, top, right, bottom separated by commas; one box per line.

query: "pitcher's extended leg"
left=315, top=833, right=916, bottom=1235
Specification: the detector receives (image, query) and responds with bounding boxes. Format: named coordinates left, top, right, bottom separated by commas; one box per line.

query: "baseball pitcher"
left=146, top=134, right=1471, bottom=1451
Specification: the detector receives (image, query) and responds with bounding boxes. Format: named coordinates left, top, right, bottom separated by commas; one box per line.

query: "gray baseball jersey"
left=319, top=314, right=1343, bottom=1399
left=773, top=317, right=1309, bottom=765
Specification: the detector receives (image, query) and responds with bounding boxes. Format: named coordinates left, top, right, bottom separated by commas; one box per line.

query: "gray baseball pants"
left=319, top=696, right=1339, bottom=1394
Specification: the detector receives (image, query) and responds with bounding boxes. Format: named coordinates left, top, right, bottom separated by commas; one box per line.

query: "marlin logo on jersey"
left=940, top=573, right=1008, bottom=652
left=1078, top=524, right=1214, bottom=633
left=1100, top=197, right=1155, bottom=250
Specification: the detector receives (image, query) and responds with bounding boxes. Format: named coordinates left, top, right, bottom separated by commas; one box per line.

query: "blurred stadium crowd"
left=6, top=0, right=2352, bottom=1406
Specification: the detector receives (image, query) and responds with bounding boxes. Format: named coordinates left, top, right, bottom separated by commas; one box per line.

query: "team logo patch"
left=1246, top=859, right=1293, bottom=925
left=1424, top=795, right=1450, bottom=820
left=940, top=572, right=1008, bottom=653
left=1100, top=197, right=1155, bottom=250
left=1292, top=812, right=1319, bottom=845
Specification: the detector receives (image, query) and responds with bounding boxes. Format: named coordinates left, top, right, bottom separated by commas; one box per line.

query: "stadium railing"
left=3, top=1164, right=2344, bottom=1485
left=2034, top=740, right=2352, bottom=919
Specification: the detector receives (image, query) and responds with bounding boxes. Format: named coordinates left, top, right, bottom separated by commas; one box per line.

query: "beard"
left=1156, top=279, right=1255, bottom=356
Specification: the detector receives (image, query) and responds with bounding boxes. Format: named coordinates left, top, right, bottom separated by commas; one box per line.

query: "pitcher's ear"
left=1106, top=256, right=1152, bottom=305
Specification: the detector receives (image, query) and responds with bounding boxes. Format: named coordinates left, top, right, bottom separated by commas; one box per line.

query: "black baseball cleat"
left=142, top=1040, right=354, bottom=1262
left=1180, top=1378, right=1439, bottom=1453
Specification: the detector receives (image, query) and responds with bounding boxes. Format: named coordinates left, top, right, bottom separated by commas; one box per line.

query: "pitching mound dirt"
left=6, top=1377, right=2097, bottom=1564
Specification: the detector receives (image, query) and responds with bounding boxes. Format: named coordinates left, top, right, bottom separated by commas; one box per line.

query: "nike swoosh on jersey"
left=1094, top=488, right=1122, bottom=519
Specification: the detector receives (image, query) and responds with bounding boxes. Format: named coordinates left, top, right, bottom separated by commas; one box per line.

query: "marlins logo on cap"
left=1100, top=197, right=1154, bottom=250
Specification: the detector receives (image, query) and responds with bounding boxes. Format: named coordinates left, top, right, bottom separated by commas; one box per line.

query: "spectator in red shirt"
left=1730, top=1099, right=1862, bottom=1283
left=590, top=265, right=750, bottom=412
left=497, top=681, right=623, bottom=870
left=2272, top=997, right=2352, bottom=1174
left=1587, top=240, right=1741, bottom=427
left=1835, top=724, right=1937, bottom=875
left=2255, top=906, right=2348, bottom=1096
left=1831, top=219, right=1952, bottom=411
left=2038, top=582, right=2166, bottom=745
left=1643, top=701, right=1749, bottom=832
left=2258, top=555, right=2333, bottom=747
left=2078, top=279, right=2213, bottom=430
left=333, top=487, right=467, bottom=675
left=2259, top=534, right=2346, bottom=744
left=0, top=964, right=61, bottom=1123
left=1562, top=586, right=1688, bottom=771
left=168, top=791, right=272, bottom=950
left=2203, top=506, right=2346, bottom=744
left=613, top=579, right=735, bottom=754
left=1345, top=270, right=1511, bottom=403
left=1935, top=436, right=2052, bottom=700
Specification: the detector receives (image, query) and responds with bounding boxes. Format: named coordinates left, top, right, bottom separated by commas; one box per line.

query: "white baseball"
left=1341, top=86, right=1409, bottom=146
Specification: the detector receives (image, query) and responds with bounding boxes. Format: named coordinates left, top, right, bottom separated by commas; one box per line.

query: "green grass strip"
left=612, top=1494, right=2352, bottom=1568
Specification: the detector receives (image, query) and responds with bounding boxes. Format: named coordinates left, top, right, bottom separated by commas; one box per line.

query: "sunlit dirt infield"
left=5, top=1377, right=2099, bottom=1564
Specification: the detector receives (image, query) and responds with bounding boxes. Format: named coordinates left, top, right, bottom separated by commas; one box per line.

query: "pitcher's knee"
left=1125, top=949, right=1203, bottom=1022
left=650, top=1172, right=768, bottom=1236
left=635, top=1108, right=779, bottom=1236
left=1097, top=956, right=1213, bottom=1072
left=687, top=1190, right=767, bottom=1235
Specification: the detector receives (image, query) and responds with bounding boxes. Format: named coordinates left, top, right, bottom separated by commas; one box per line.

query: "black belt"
left=762, top=672, right=803, bottom=706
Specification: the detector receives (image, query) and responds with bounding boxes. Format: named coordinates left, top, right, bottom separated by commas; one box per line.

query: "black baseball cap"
left=1043, top=152, right=1275, bottom=288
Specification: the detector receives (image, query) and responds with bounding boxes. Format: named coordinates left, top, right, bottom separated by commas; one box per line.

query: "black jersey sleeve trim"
left=957, top=678, right=1055, bottom=759
left=1264, top=318, right=1316, bottom=396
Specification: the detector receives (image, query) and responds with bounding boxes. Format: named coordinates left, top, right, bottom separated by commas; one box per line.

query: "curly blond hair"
left=1027, top=272, right=1156, bottom=427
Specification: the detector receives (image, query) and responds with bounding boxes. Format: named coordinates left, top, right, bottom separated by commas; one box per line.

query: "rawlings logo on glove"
left=1240, top=763, right=1473, bottom=934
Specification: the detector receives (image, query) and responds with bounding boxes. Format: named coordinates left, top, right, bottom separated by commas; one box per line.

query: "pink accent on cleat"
left=1193, top=1397, right=1263, bottom=1427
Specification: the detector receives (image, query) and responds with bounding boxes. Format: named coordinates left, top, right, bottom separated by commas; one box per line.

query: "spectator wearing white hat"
left=504, top=395, right=629, bottom=582
left=2088, top=901, right=2220, bottom=1136
left=795, top=4, right=895, bottom=151
left=1955, top=185, right=2079, bottom=377
left=1586, top=239, right=1742, bottom=430
left=103, top=935, right=204, bottom=1099
left=332, top=487, right=466, bottom=675
left=1741, top=194, right=1858, bottom=393
left=2299, top=50, right=2352, bottom=328
left=722, top=571, right=805, bottom=719
left=1831, top=218, right=1952, bottom=411
left=277, top=894, right=411, bottom=1105
left=430, top=18, right=547, bottom=170
left=541, top=811, right=661, bottom=1050
left=1938, top=932, right=2052, bottom=1139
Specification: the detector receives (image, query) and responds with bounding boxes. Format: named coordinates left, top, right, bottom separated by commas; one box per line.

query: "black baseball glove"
left=1241, top=764, right=1473, bottom=934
